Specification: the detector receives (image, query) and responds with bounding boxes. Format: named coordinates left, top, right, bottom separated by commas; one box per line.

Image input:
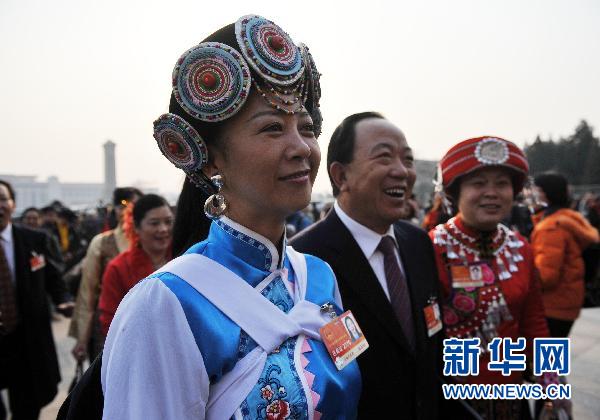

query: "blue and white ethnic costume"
left=101, top=217, right=361, bottom=420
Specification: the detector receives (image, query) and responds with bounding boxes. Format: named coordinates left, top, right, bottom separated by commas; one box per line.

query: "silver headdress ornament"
left=474, top=137, right=509, bottom=165
left=433, top=164, right=454, bottom=216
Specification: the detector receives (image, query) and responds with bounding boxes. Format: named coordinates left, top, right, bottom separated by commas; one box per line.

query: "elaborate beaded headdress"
left=153, top=15, right=322, bottom=195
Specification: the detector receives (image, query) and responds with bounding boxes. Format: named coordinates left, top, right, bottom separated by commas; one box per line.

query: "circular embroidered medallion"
left=235, top=15, right=304, bottom=86
left=153, top=113, right=208, bottom=172
left=299, top=43, right=322, bottom=136
left=475, top=138, right=509, bottom=165
left=300, top=44, right=321, bottom=107
left=172, top=42, right=251, bottom=121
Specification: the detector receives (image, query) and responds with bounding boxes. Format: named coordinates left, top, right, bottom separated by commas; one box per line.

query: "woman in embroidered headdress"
left=100, top=16, right=361, bottom=419
left=429, top=137, right=550, bottom=419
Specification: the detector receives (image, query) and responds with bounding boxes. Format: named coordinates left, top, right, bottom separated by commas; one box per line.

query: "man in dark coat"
left=0, top=180, right=73, bottom=419
left=291, top=113, right=444, bottom=419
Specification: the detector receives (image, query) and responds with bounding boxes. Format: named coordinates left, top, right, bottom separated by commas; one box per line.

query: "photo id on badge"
left=450, top=262, right=488, bottom=288
left=319, top=310, right=369, bottom=370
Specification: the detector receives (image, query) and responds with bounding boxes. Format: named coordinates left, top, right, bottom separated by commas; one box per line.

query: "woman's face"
left=208, top=91, right=320, bottom=225
left=135, top=205, right=173, bottom=255
left=346, top=318, right=358, bottom=335
left=457, top=167, right=514, bottom=231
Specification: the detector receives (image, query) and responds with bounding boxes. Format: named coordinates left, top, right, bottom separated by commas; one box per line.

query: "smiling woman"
left=429, top=136, right=553, bottom=419
left=97, top=194, right=173, bottom=336
left=97, top=15, right=361, bottom=420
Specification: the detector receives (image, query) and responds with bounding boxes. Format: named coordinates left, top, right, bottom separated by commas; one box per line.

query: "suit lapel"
left=324, top=211, right=415, bottom=355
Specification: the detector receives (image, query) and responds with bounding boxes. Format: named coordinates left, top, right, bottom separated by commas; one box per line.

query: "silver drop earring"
left=204, top=174, right=228, bottom=220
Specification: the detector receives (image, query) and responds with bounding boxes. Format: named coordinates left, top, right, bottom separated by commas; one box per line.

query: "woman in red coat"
left=430, top=137, right=551, bottom=419
left=98, top=194, right=173, bottom=335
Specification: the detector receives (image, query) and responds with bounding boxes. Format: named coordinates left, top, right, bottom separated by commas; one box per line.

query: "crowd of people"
left=1, top=13, right=599, bottom=420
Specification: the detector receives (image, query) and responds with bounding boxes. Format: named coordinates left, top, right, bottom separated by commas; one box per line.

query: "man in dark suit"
left=0, top=180, right=73, bottom=419
left=291, top=112, right=443, bottom=419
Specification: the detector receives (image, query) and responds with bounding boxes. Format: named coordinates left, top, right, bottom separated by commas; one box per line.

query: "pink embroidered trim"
left=301, top=338, right=322, bottom=419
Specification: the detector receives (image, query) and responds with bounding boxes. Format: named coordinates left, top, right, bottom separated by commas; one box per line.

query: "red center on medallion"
left=167, top=140, right=184, bottom=156
left=268, top=35, right=285, bottom=52
left=201, top=72, right=218, bottom=90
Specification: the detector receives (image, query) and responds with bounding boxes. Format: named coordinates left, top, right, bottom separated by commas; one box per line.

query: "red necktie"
left=0, top=239, right=18, bottom=334
left=378, top=236, right=415, bottom=350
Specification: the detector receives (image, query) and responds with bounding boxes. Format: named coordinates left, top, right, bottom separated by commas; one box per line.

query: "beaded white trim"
left=432, top=218, right=524, bottom=280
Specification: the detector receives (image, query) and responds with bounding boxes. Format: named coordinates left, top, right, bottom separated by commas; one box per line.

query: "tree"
left=524, top=120, right=600, bottom=185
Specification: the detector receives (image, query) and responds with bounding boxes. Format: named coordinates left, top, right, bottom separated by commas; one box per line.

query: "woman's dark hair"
left=133, top=194, right=169, bottom=227
left=22, top=207, right=40, bottom=216
left=327, top=112, right=385, bottom=196
left=172, top=178, right=213, bottom=257
left=113, top=187, right=143, bottom=206
left=534, top=172, right=570, bottom=208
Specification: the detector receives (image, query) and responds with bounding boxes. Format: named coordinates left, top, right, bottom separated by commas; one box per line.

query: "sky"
left=1, top=0, right=599, bottom=196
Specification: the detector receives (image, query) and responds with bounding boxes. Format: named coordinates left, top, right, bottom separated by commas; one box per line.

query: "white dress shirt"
left=0, top=223, right=16, bottom=282
left=334, top=201, right=406, bottom=301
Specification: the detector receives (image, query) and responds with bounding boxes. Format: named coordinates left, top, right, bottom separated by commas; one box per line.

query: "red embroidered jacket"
left=429, top=215, right=549, bottom=385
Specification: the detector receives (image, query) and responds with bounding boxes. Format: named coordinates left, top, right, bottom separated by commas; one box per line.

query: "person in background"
left=531, top=173, right=599, bottom=337
left=98, top=194, right=173, bottom=335
left=285, top=207, right=313, bottom=236
left=20, top=207, right=65, bottom=278
left=40, top=205, right=59, bottom=232
left=430, top=137, right=553, bottom=419
left=69, top=187, right=142, bottom=362
left=0, top=179, right=73, bottom=420
left=422, top=193, right=451, bottom=232
left=20, top=207, right=43, bottom=229
left=401, top=193, right=422, bottom=225
left=54, top=208, right=87, bottom=271
left=506, top=193, right=534, bottom=238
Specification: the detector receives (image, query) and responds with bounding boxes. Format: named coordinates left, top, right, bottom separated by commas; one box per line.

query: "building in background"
left=1, top=140, right=120, bottom=214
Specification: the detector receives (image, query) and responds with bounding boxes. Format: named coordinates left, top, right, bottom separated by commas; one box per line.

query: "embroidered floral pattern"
left=260, top=384, right=275, bottom=400
left=443, top=307, right=459, bottom=326
left=266, top=400, right=290, bottom=420
left=255, top=364, right=303, bottom=419
left=452, top=293, right=476, bottom=312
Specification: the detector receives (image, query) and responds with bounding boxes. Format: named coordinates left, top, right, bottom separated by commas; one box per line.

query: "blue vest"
left=153, top=218, right=361, bottom=419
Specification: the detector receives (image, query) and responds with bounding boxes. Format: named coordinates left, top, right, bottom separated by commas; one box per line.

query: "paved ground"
left=23, top=307, right=597, bottom=419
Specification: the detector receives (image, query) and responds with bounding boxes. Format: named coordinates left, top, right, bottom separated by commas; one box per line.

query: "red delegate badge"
left=319, top=310, right=369, bottom=370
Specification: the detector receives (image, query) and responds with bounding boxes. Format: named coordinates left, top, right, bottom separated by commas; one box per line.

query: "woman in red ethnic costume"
left=429, top=136, right=551, bottom=419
